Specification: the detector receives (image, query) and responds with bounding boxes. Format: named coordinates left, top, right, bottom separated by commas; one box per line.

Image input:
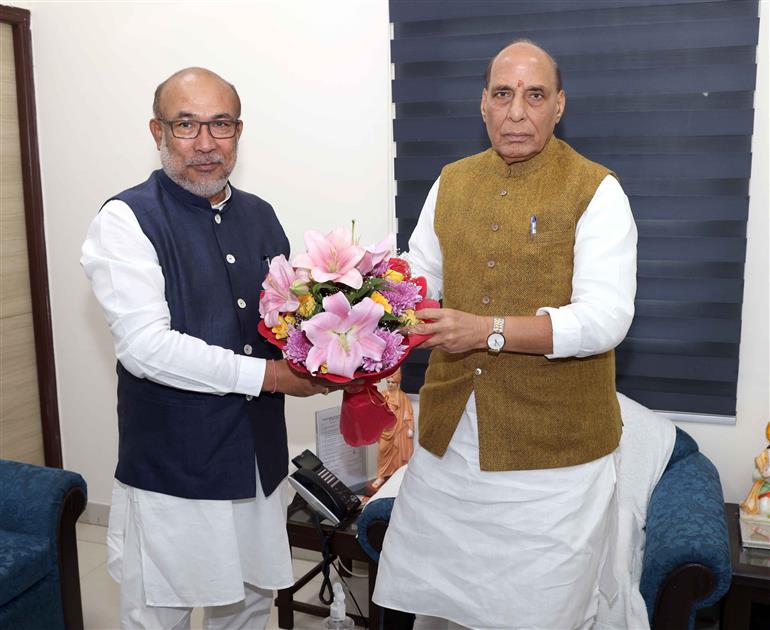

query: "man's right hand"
left=262, top=359, right=342, bottom=398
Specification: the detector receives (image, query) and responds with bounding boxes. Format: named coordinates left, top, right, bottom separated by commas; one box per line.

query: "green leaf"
left=311, top=282, right=340, bottom=301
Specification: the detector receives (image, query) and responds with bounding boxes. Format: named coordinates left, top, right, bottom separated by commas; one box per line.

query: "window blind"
left=390, top=0, right=759, bottom=416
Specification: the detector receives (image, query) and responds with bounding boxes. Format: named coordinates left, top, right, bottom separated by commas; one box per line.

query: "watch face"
left=487, top=332, right=505, bottom=351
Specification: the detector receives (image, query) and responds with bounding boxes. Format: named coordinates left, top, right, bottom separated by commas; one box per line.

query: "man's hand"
left=263, top=359, right=340, bottom=397
left=407, top=308, right=488, bottom=353
left=263, top=360, right=361, bottom=397
left=409, top=310, right=555, bottom=355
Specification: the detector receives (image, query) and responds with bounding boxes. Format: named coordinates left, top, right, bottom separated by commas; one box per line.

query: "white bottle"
left=324, top=582, right=354, bottom=629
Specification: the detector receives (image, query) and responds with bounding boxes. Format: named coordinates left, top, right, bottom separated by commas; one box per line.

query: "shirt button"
left=481, top=296, right=491, bottom=305
left=500, top=190, right=508, bottom=196
left=214, top=214, right=222, bottom=224
left=237, top=298, right=246, bottom=309
left=244, top=344, right=253, bottom=355
left=226, top=254, right=236, bottom=264
left=487, top=259, right=496, bottom=269
left=245, top=395, right=253, bottom=401
left=491, top=223, right=500, bottom=232
left=474, top=368, right=482, bottom=376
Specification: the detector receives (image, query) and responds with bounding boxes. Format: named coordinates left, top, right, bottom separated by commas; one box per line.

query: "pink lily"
left=259, top=255, right=309, bottom=328
left=356, top=233, right=395, bottom=275
left=301, top=292, right=386, bottom=379
left=292, top=228, right=366, bottom=289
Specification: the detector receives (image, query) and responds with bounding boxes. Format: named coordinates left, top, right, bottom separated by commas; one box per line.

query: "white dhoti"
left=107, top=461, right=294, bottom=629
left=373, top=393, right=617, bottom=630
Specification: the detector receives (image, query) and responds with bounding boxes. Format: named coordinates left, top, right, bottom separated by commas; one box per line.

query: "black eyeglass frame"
left=157, top=118, right=242, bottom=139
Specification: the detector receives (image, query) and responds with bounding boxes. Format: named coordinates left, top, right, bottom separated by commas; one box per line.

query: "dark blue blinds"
left=390, top=0, right=759, bottom=416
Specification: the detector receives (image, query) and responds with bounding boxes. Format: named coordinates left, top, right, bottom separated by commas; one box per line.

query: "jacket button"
left=474, top=368, right=482, bottom=376
left=237, top=298, right=246, bottom=309
left=245, top=395, right=253, bottom=401
left=481, top=296, right=491, bottom=305
left=487, top=259, right=496, bottom=268
left=244, top=344, right=253, bottom=355
left=491, top=223, right=500, bottom=232
left=226, top=254, right=236, bottom=264
left=214, top=214, right=222, bottom=224
left=500, top=190, right=507, bottom=196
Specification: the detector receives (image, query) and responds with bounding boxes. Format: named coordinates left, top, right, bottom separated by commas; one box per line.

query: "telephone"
left=288, top=450, right=361, bottom=525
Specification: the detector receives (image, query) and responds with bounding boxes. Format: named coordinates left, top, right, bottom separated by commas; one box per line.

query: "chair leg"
left=381, top=607, right=415, bottom=630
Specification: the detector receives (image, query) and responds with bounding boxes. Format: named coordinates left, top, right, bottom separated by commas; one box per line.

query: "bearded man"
left=82, top=67, right=331, bottom=629
left=373, top=40, right=637, bottom=630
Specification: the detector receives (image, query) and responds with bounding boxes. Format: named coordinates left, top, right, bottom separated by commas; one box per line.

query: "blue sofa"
left=357, top=428, right=732, bottom=630
left=0, top=459, right=87, bottom=630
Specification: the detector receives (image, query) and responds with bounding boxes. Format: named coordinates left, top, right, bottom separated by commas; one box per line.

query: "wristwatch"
left=486, top=316, right=505, bottom=354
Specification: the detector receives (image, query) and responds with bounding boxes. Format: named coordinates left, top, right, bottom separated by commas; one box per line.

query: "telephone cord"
left=334, top=559, right=369, bottom=579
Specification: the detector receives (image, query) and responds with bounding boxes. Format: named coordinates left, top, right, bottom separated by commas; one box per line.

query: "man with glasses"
left=82, top=67, right=329, bottom=629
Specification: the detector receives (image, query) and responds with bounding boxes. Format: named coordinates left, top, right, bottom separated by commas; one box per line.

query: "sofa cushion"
left=665, top=427, right=699, bottom=472
left=0, top=529, right=51, bottom=606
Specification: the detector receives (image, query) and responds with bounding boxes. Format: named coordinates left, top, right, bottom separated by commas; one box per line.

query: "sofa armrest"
left=357, top=497, right=395, bottom=562
left=640, top=451, right=731, bottom=630
left=0, top=460, right=87, bottom=630
left=0, top=460, right=87, bottom=542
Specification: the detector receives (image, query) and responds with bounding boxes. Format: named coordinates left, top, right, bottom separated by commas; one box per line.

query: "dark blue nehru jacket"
left=110, top=170, right=289, bottom=500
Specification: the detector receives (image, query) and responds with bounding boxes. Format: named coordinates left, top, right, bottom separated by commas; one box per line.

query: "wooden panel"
left=0, top=314, right=44, bottom=464
left=0, top=22, right=43, bottom=465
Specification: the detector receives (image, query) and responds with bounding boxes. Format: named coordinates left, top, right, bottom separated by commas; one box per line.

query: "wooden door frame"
left=1, top=4, right=61, bottom=467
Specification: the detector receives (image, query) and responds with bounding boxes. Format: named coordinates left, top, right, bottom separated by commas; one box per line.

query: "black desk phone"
left=288, top=450, right=361, bottom=525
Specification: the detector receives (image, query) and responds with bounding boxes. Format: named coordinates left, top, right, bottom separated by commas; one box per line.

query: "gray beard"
left=159, top=140, right=235, bottom=200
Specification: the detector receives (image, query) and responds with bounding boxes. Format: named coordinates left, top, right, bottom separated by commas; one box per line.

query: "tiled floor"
left=76, top=522, right=370, bottom=630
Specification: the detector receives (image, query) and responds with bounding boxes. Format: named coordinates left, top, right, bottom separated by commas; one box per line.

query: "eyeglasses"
left=158, top=118, right=241, bottom=139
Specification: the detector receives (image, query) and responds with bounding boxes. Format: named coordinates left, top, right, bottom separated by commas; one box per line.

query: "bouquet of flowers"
left=258, top=225, right=438, bottom=446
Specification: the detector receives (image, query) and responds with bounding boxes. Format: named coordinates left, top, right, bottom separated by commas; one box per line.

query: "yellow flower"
left=384, top=269, right=404, bottom=283
left=271, top=314, right=296, bottom=340
left=297, top=294, right=317, bottom=318
left=399, top=309, right=419, bottom=327
left=370, top=291, right=392, bottom=314
left=320, top=363, right=328, bottom=374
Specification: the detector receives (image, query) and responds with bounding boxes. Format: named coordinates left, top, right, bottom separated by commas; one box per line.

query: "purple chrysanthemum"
left=379, top=280, right=422, bottom=316
left=362, top=328, right=407, bottom=372
left=284, top=326, right=312, bottom=364
left=371, top=258, right=390, bottom=277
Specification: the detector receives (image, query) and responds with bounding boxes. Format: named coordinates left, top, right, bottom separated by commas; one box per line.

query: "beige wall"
left=8, top=0, right=769, bottom=508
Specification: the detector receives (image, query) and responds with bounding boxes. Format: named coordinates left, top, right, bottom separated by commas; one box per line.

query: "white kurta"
left=81, top=186, right=294, bottom=607
left=373, top=173, right=637, bottom=629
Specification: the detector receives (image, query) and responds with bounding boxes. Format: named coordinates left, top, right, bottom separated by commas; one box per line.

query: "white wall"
left=11, top=0, right=392, bottom=508
left=10, top=0, right=769, bottom=508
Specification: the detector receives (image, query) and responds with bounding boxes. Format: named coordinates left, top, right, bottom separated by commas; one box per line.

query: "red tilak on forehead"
left=517, top=80, right=524, bottom=88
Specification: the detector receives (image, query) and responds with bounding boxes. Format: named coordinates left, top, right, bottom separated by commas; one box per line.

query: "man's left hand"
left=407, top=308, right=488, bottom=353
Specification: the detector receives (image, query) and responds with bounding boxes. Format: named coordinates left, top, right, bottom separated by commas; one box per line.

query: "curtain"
left=390, top=0, right=759, bottom=416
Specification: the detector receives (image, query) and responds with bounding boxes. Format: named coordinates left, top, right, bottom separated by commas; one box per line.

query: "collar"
left=211, top=184, right=232, bottom=212
left=483, top=134, right=559, bottom=178
left=156, top=169, right=233, bottom=212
